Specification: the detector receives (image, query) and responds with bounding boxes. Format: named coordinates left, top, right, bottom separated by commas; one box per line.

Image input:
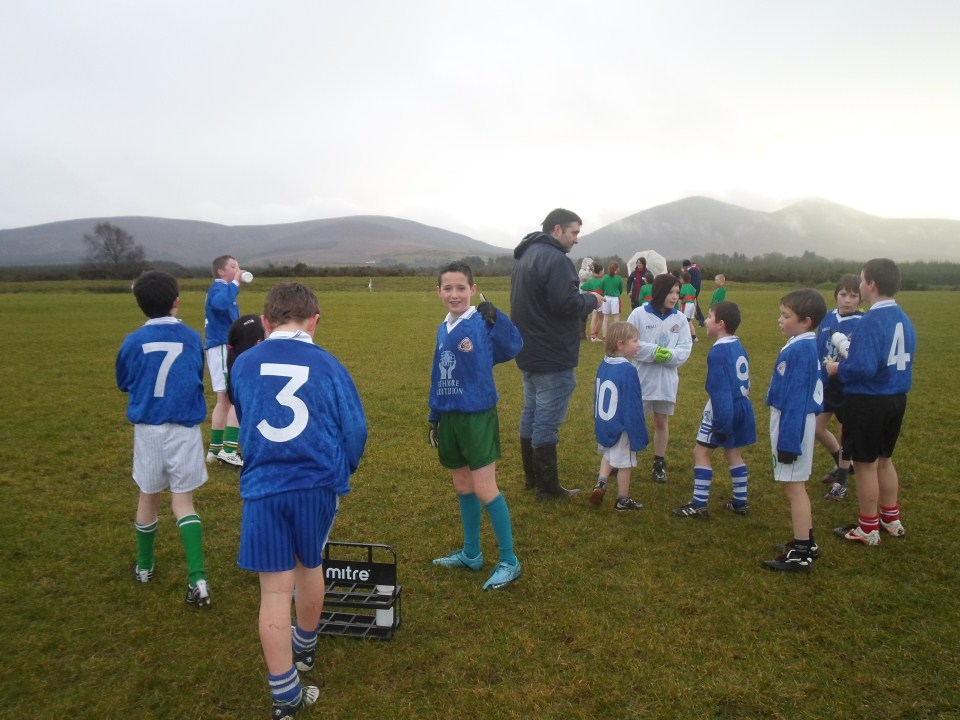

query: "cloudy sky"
left=2, top=1, right=957, bottom=248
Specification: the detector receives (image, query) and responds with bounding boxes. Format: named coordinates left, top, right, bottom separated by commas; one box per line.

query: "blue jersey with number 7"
left=230, top=331, right=367, bottom=500
left=837, top=299, right=915, bottom=395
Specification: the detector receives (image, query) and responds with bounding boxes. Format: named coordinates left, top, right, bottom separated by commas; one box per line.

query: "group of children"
left=118, top=262, right=366, bottom=718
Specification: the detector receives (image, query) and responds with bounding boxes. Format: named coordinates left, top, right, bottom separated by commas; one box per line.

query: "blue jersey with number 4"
left=116, top=317, right=207, bottom=426
left=230, top=331, right=367, bottom=500
left=838, top=299, right=915, bottom=395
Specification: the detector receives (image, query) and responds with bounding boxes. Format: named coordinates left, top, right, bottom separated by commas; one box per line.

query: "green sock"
left=208, top=429, right=224, bottom=454
left=484, top=494, right=518, bottom=566
left=223, top=426, right=240, bottom=453
left=135, top=519, right=158, bottom=572
left=177, top=514, right=206, bottom=585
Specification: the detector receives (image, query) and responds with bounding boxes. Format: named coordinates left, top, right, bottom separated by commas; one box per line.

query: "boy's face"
left=218, top=258, right=240, bottom=282
left=437, top=271, right=476, bottom=317
left=778, top=304, right=812, bottom=337
left=619, top=335, right=641, bottom=360
left=705, top=309, right=724, bottom=339
left=835, top=287, right=860, bottom=316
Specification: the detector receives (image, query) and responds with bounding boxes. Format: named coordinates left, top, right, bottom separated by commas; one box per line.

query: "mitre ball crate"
left=317, top=541, right=402, bottom=640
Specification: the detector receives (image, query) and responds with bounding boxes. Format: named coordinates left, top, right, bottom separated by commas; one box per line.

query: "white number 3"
left=258, top=363, right=310, bottom=442
left=887, top=323, right=911, bottom=371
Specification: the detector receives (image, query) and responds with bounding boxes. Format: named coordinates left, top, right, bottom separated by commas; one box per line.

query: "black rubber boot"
left=533, top=444, right=581, bottom=500
left=520, top=437, right=536, bottom=490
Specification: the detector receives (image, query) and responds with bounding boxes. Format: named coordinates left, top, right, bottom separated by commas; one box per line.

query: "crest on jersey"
left=776, top=361, right=787, bottom=376
left=458, top=338, right=474, bottom=352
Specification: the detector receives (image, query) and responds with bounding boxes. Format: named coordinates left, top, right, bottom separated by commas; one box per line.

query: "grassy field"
left=1, top=277, right=957, bottom=719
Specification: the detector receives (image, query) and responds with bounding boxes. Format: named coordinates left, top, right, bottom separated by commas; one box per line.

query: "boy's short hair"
left=780, top=289, right=827, bottom=330
left=650, top=273, right=679, bottom=312
left=541, top=208, right=582, bottom=233
left=211, top=255, right=235, bottom=277
left=862, top=258, right=901, bottom=296
left=715, top=274, right=725, bottom=283
left=592, top=261, right=603, bottom=275
left=437, top=261, right=474, bottom=287
left=263, top=283, right=321, bottom=326
left=710, top=301, right=741, bottom=334
left=605, top=320, right=639, bottom=356
left=835, top=274, right=860, bottom=298
left=133, top=270, right=178, bottom=319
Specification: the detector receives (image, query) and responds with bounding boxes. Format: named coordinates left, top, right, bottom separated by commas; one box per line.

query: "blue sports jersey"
left=204, top=279, right=240, bottom=349
left=765, top=333, right=823, bottom=455
left=817, top=308, right=862, bottom=385
left=230, top=331, right=367, bottom=500
left=705, top=336, right=756, bottom=447
left=838, top=299, right=915, bottom=395
left=594, top=356, right=649, bottom=451
left=428, top=306, right=523, bottom=421
left=116, top=317, right=207, bottom=426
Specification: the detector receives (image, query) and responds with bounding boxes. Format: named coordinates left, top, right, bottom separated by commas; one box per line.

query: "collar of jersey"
left=267, top=330, right=313, bottom=344
left=445, top=305, right=477, bottom=330
left=144, top=316, right=181, bottom=326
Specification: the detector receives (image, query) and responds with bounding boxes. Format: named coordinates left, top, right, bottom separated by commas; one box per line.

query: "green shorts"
left=437, top=408, right=501, bottom=471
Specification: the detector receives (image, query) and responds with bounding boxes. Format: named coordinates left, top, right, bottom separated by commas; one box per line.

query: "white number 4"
left=888, top=323, right=911, bottom=371
left=142, top=342, right=183, bottom=397
left=258, top=363, right=310, bottom=442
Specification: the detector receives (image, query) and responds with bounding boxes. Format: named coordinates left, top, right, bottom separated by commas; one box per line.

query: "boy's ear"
left=261, top=314, right=273, bottom=335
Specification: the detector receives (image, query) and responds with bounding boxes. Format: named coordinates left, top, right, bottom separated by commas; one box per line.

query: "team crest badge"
left=458, top=338, right=474, bottom=352
left=776, top=361, right=787, bottom=376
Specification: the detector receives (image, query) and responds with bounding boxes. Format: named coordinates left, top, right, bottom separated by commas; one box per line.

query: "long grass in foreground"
left=0, top=279, right=957, bottom=719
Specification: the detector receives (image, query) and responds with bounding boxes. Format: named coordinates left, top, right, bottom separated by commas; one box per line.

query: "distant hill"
left=580, top=197, right=960, bottom=263
left=0, top=215, right=511, bottom=268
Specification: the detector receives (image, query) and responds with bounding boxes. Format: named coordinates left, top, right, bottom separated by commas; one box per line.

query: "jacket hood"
left=514, top=231, right=562, bottom=260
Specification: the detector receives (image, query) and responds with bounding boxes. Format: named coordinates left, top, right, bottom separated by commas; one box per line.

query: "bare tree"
left=83, top=222, right=146, bottom=277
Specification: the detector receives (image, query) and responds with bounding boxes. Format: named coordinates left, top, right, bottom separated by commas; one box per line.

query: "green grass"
left=1, top=279, right=957, bottom=719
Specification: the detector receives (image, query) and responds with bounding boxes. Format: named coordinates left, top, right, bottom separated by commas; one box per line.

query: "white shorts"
left=769, top=408, right=815, bottom=482
left=602, top=295, right=621, bottom=315
left=133, top=423, right=208, bottom=494
left=643, top=399, right=675, bottom=417
left=683, top=303, right=695, bottom=319
left=597, top=431, right=636, bottom=469
left=206, top=344, right=228, bottom=393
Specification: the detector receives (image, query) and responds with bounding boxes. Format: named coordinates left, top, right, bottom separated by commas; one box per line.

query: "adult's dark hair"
left=541, top=208, right=582, bottom=234
left=438, top=261, right=474, bottom=287
left=862, top=258, right=901, bottom=297
left=711, top=301, right=741, bottom=334
left=650, top=273, right=679, bottom=313
left=133, top=270, right=178, bottom=319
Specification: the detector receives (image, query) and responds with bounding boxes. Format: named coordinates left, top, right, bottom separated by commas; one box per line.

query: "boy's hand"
left=777, top=450, right=798, bottom=464
left=477, top=301, right=497, bottom=324
left=653, top=346, right=673, bottom=363
left=428, top=421, right=439, bottom=448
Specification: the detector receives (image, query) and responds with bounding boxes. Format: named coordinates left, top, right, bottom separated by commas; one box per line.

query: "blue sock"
left=268, top=666, right=302, bottom=706
left=484, top=493, right=518, bottom=566
left=730, top=464, right=748, bottom=506
left=292, top=623, right=317, bottom=653
left=458, top=493, right=482, bottom=559
left=692, top=466, right=712, bottom=506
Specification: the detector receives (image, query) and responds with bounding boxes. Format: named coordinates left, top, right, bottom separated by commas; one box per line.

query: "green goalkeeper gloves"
left=653, top=345, right=673, bottom=363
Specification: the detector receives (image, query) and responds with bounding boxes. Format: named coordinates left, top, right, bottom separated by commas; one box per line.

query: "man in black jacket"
left=510, top=208, right=600, bottom=500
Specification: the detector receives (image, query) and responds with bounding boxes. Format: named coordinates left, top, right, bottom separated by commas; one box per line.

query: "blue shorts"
left=238, top=488, right=339, bottom=572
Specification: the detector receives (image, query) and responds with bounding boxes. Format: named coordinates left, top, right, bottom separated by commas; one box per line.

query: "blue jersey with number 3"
left=230, top=332, right=367, bottom=500
left=838, top=299, right=915, bottom=395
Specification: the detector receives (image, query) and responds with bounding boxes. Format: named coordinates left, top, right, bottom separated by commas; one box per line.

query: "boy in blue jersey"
left=763, top=289, right=827, bottom=572
left=589, top=322, right=649, bottom=511
left=673, top=301, right=756, bottom=518
left=229, top=283, right=367, bottom=719
left=429, top=262, right=524, bottom=591
left=116, top=271, right=210, bottom=606
left=826, top=258, right=916, bottom=546
left=815, top=275, right=863, bottom=500
left=204, top=254, right=250, bottom=467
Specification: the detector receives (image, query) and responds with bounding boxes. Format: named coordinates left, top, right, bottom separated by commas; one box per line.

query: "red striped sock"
left=859, top=514, right=880, bottom=533
left=880, top=505, right=900, bottom=523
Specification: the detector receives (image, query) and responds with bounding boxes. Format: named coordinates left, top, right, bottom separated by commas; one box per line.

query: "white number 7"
left=142, top=342, right=183, bottom=397
left=258, top=363, right=310, bottom=442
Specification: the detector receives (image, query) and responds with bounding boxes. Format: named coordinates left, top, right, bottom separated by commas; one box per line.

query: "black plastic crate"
left=318, top=541, right=401, bottom=640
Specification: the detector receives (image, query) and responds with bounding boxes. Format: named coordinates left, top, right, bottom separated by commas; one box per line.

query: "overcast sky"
left=2, top=1, right=957, bottom=248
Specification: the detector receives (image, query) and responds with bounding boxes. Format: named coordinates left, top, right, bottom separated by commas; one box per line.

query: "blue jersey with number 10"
left=838, top=299, right=915, bottom=395
left=594, top=356, right=649, bottom=450
left=230, top=332, right=367, bottom=501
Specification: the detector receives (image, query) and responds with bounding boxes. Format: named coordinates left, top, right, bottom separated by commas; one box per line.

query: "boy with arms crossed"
left=116, top=271, right=210, bottom=606
left=429, top=262, right=524, bottom=591
left=763, top=289, right=827, bottom=572
left=827, top=258, right=915, bottom=545
left=673, top=301, right=756, bottom=518
left=230, top=283, right=367, bottom=718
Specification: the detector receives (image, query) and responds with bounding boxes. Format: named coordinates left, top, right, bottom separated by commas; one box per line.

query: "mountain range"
left=1, top=197, right=957, bottom=267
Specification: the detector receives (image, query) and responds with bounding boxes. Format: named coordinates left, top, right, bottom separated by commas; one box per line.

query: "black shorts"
left=821, top=378, right=846, bottom=418
left=842, top=394, right=907, bottom=463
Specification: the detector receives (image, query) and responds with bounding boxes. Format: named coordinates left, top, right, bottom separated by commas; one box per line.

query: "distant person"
left=680, top=270, right=698, bottom=342
left=204, top=254, right=251, bottom=467
left=682, top=259, right=705, bottom=326
left=510, top=208, right=600, bottom=500
left=428, top=262, right=524, bottom=590
left=589, top=322, right=649, bottom=511
left=709, top=274, right=727, bottom=307
left=826, top=258, right=915, bottom=546
left=599, top=260, right=624, bottom=341
left=626, top=274, right=693, bottom=483
left=580, top=261, right=605, bottom=342
left=762, top=289, right=827, bottom=572
left=673, top=301, right=756, bottom=518
left=229, top=283, right=367, bottom=718
left=116, top=271, right=210, bottom=606
left=814, top=275, right=862, bottom=501
left=627, top=257, right=654, bottom=310
left=578, top=257, right=596, bottom=340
